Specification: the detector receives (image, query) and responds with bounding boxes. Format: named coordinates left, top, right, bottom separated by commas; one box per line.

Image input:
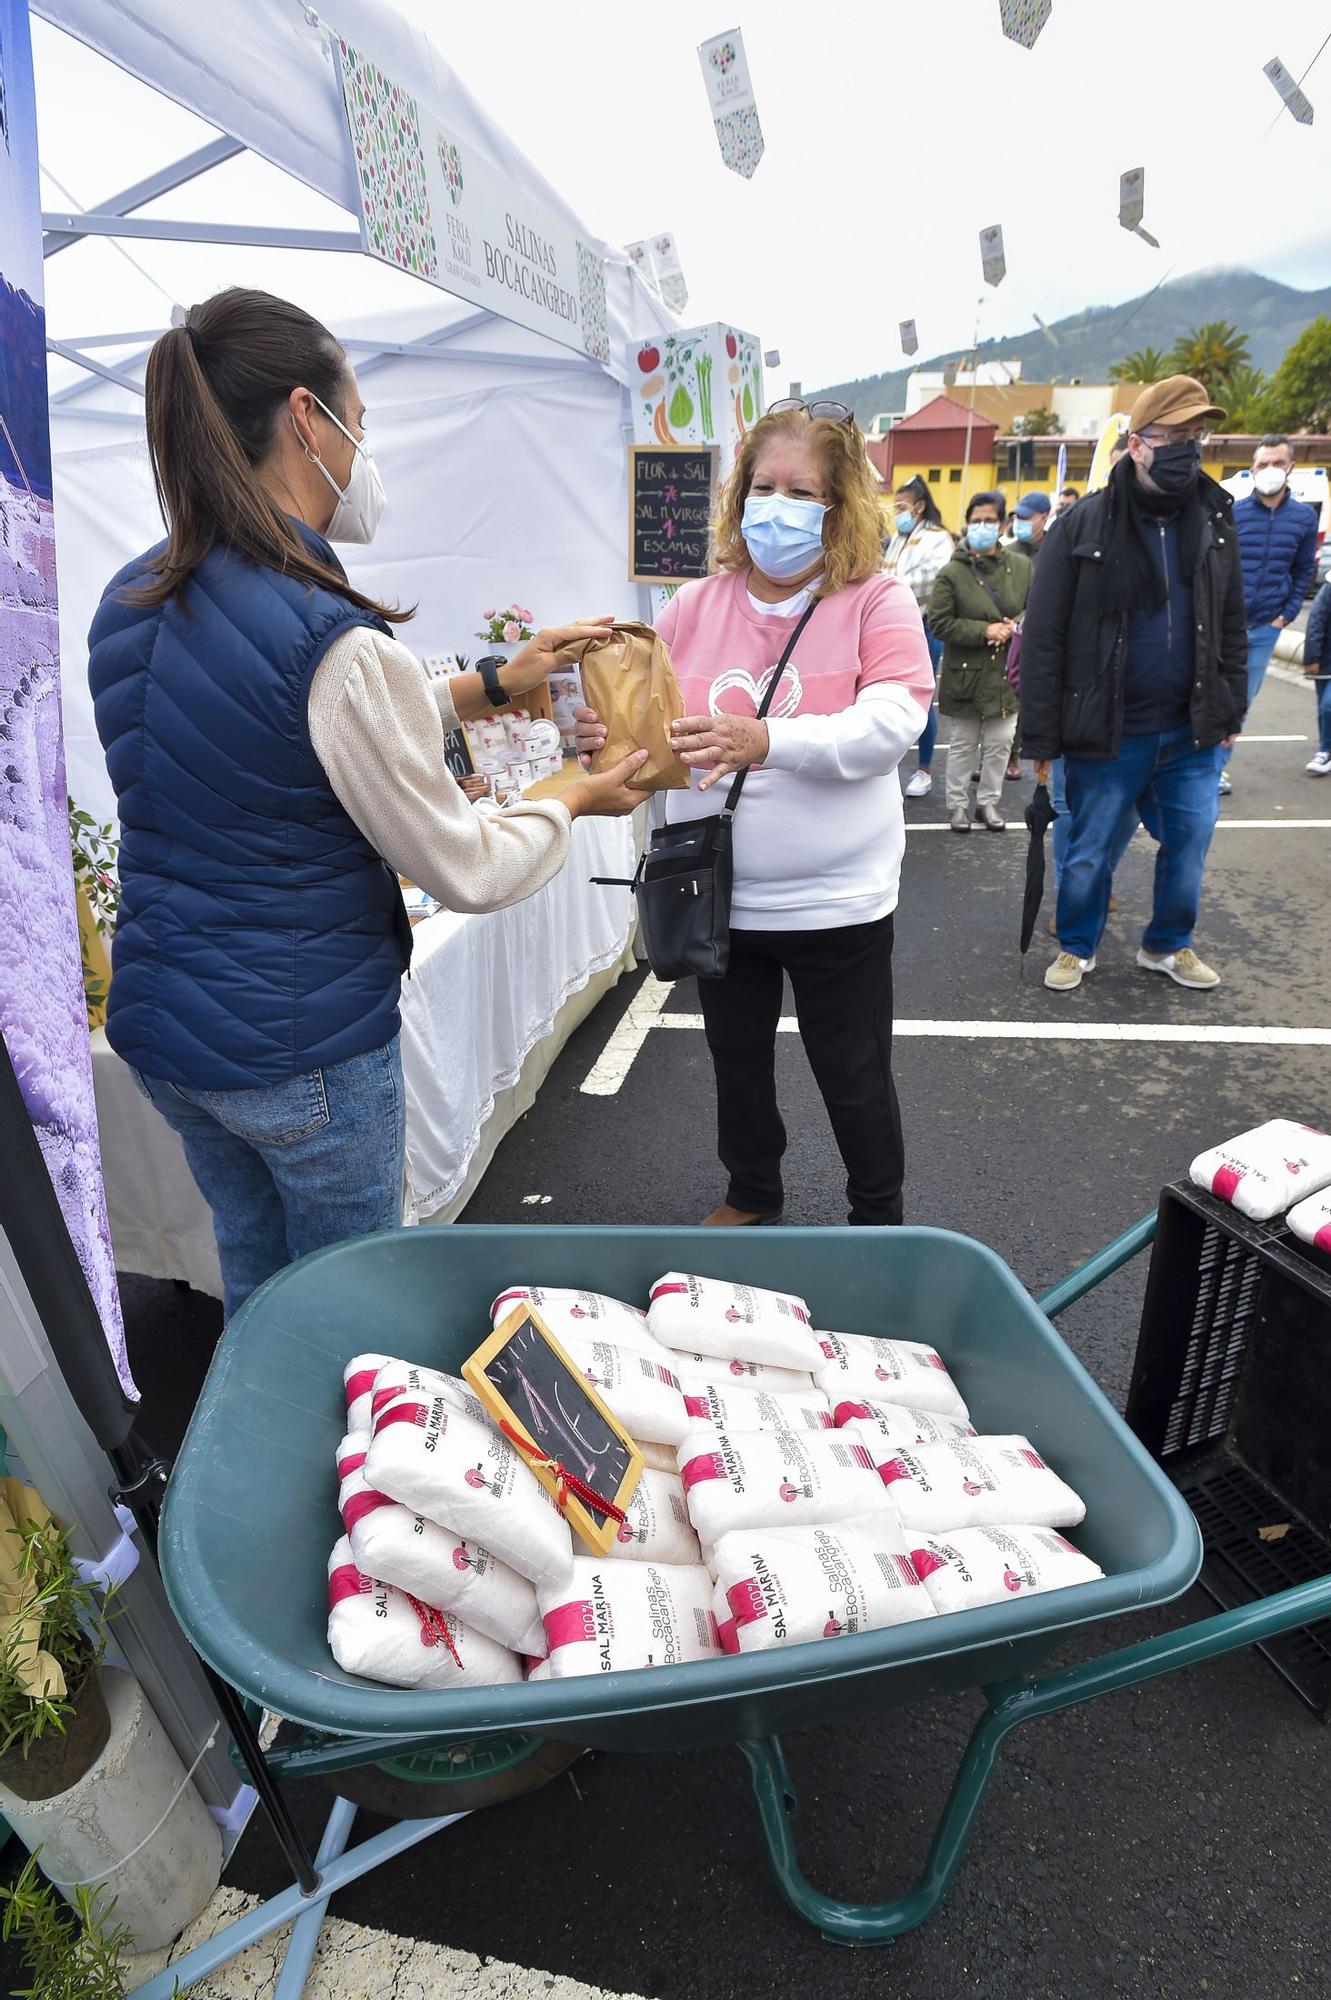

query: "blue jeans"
left=1316, top=672, right=1331, bottom=755
left=914, top=623, right=943, bottom=768
left=1058, top=729, right=1222, bottom=960
left=1221, top=623, right=1281, bottom=768
left=131, top=1039, right=406, bottom=1320
left=1050, top=755, right=1138, bottom=885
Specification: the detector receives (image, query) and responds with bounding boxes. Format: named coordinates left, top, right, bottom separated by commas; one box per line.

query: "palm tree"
left=1109, top=346, right=1169, bottom=384
left=1217, top=364, right=1270, bottom=433
left=1167, top=322, right=1252, bottom=394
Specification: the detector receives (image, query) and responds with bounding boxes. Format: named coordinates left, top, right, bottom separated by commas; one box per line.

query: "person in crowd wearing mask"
left=1222, top=435, right=1318, bottom=794
left=87, top=288, right=648, bottom=1318
left=576, top=400, right=933, bottom=1229
left=1001, top=490, right=1052, bottom=779
left=1045, top=434, right=1137, bottom=929
left=1055, top=485, right=1080, bottom=515
left=882, top=475, right=954, bottom=797
left=1021, top=377, right=1246, bottom=993
left=927, top=491, right=1029, bottom=831
left=1301, top=575, right=1331, bottom=776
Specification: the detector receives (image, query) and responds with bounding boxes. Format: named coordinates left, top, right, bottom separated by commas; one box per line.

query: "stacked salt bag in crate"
left=647, top=1273, right=1103, bottom=1651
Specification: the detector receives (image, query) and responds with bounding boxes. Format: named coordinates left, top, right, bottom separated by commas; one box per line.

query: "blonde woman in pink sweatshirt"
left=578, top=402, right=934, bottom=1228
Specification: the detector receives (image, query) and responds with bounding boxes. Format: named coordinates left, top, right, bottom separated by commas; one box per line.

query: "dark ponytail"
left=130, top=287, right=409, bottom=621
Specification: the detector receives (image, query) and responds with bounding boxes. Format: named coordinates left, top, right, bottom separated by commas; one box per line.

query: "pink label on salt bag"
left=879, top=1456, right=912, bottom=1486
left=543, top=1600, right=597, bottom=1652
left=340, top=1487, right=394, bottom=1532
left=716, top=1615, right=740, bottom=1654
left=1211, top=1163, right=1244, bottom=1201
left=849, top=1443, right=874, bottom=1471
left=649, top=1281, right=689, bottom=1301
left=727, top=1577, right=769, bottom=1628
left=337, top=1448, right=366, bottom=1478
left=374, top=1400, right=429, bottom=1435
left=684, top=1394, right=711, bottom=1419
left=1317, top=1223, right=1331, bottom=1254
left=910, top=1547, right=946, bottom=1580
left=834, top=1401, right=873, bottom=1426
left=345, top=1368, right=376, bottom=1407
left=681, top=1452, right=728, bottom=1490
left=328, top=1562, right=370, bottom=1608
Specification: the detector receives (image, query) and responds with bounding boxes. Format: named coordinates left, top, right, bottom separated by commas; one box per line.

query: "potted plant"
left=474, top=603, right=535, bottom=657
left=0, top=1518, right=113, bottom=1804
left=0, top=1852, right=138, bottom=2000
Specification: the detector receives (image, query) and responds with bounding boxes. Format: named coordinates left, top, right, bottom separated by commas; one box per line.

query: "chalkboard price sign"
left=442, top=727, right=475, bottom=781
left=629, top=444, right=717, bottom=585
left=464, top=1307, right=644, bottom=1553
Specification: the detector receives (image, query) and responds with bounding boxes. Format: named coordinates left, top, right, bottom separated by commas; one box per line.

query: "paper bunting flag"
left=1033, top=312, right=1059, bottom=347
left=1055, top=443, right=1068, bottom=495
left=1118, top=167, right=1144, bottom=231
left=899, top=318, right=919, bottom=356
left=626, top=240, right=658, bottom=294
left=698, top=29, right=765, bottom=177
left=652, top=232, right=688, bottom=313
left=763, top=348, right=782, bottom=367
left=1264, top=56, right=1314, bottom=126
left=980, top=224, right=1006, bottom=287
left=999, top=0, right=1051, bottom=49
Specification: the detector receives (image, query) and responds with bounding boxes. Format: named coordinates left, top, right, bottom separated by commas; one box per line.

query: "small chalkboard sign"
left=464, top=1307, right=644, bottom=1553
left=629, top=445, right=717, bottom=585
left=442, top=726, right=475, bottom=782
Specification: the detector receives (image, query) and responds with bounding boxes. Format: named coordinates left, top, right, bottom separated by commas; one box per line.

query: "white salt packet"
left=1190, top=1117, right=1331, bottom=1222
left=813, top=1332, right=969, bottom=1422
left=365, top=1389, right=574, bottom=1591
left=679, top=1381, right=833, bottom=1434
left=489, top=1285, right=660, bottom=1354
left=561, top=1335, right=690, bottom=1446
left=672, top=1352, right=815, bottom=1395
left=640, top=1439, right=681, bottom=1473
left=326, top=1537, right=521, bottom=1690
left=1287, top=1186, right=1331, bottom=1254
left=835, top=1399, right=977, bottom=1447
left=648, top=1274, right=820, bottom=1371
left=605, top=1468, right=701, bottom=1567
left=339, top=1465, right=545, bottom=1656
left=371, top=1359, right=485, bottom=1429
left=677, top=1425, right=890, bottom=1544
left=344, top=1353, right=393, bottom=1434
left=711, top=1512, right=935, bottom=1653
left=538, top=1560, right=719, bottom=1678
left=712, top=1579, right=737, bottom=1653
left=871, top=1435, right=1086, bottom=1535
left=910, top=1524, right=1103, bottom=1616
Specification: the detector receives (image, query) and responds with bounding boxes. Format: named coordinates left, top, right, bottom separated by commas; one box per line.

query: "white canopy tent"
left=32, top=0, right=679, bottom=823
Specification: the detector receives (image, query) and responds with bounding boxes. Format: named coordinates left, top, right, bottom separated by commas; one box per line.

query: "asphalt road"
left=223, top=664, right=1329, bottom=1999
left=8, top=671, right=1326, bottom=2000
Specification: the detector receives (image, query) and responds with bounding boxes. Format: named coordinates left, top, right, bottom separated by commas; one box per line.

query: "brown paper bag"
left=565, top=621, right=690, bottom=793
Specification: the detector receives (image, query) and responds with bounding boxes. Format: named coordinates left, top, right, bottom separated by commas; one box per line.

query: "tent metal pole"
left=45, top=338, right=144, bottom=395
left=41, top=212, right=364, bottom=253
left=42, top=135, right=244, bottom=256
left=47, top=328, right=168, bottom=348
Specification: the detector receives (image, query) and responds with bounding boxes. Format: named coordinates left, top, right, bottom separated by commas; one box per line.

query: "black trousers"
left=696, top=913, right=905, bottom=1226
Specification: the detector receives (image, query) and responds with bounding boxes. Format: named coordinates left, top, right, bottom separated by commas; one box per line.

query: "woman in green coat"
left=927, top=490, right=1031, bottom=831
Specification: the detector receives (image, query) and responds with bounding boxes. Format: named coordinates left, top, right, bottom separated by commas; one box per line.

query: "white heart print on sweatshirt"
left=708, top=660, right=804, bottom=722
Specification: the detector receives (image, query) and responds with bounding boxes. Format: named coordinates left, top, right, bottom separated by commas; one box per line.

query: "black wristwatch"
left=478, top=655, right=511, bottom=709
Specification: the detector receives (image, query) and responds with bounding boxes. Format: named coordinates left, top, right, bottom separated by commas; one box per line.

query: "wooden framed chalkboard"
left=464, top=1306, right=644, bottom=1553
left=442, top=726, right=475, bottom=781
left=629, top=445, right=717, bottom=585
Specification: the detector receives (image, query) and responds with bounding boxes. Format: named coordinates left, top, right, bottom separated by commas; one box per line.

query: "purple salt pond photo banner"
left=0, top=0, right=134, bottom=1395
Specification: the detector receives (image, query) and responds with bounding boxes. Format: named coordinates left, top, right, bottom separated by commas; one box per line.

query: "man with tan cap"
left=1021, top=377, right=1247, bottom=992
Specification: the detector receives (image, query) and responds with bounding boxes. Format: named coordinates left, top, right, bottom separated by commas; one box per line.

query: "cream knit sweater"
left=306, top=627, right=571, bottom=915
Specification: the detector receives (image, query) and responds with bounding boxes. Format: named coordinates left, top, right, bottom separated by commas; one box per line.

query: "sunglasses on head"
left=767, top=397, right=855, bottom=427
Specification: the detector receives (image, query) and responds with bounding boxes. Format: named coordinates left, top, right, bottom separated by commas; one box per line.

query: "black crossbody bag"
left=593, top=600, right=819, bottom=982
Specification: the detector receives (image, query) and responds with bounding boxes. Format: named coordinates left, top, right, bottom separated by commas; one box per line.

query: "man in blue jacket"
left=1223, top=436, right=1318, bottom=792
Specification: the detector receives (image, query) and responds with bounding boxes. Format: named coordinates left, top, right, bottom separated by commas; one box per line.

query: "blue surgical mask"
left=742, top=492, right=828, bottom=580
left=895, top=511, right=917, bottom=536
left=1013, top=518, right=1034, bottom=542
left=967, top=522, right=1000, bottom=552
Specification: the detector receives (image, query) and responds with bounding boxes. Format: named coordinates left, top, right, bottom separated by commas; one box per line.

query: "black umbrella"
left=1020, top=780, right=1058, bottom=955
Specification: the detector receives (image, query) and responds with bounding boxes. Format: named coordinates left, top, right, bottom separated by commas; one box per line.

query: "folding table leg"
left=272, top=1795, right=358, bottom=1999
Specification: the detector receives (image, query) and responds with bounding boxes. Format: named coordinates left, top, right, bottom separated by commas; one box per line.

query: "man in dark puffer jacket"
left=1021, top=377, right=1247, bottom=994
left=1223, top=435, right=1319, bottom=793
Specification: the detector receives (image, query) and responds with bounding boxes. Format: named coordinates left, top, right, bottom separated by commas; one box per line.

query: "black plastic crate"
left=1126, top=1180, right=1331, bottom=1719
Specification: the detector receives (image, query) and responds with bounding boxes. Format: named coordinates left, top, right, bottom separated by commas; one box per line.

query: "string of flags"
left=697, top=29, right=764, bottom=178
left=899, top=319, right=919, bottom=356
left=626, top=235, right=689, bottom=315
left=999, top=0, right=1051, bottom=50
left=980, top=225, right=1006, bottom=288
left=1264, top=56, right=1314, bottom=126
left=1118, top=168, right=1160, bottom=248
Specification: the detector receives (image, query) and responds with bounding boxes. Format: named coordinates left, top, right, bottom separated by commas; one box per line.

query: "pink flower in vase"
left=502, top=621, right=521, bottom=644
left=483, top=609, right=496, bottom=621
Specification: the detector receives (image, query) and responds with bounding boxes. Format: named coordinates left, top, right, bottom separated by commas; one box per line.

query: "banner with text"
left=335, top=34, right=609, bottom=363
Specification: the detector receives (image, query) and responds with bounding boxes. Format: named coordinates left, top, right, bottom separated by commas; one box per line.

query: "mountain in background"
left=811, top=268, right=1331, bottom=427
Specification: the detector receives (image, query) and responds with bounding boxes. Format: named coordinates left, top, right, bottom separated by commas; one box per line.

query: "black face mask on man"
left=1143, top=438, right=1202, bottom=496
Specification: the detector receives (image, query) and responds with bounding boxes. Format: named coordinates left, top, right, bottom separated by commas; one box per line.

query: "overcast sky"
left=30, top=0, right=1331, bottom=392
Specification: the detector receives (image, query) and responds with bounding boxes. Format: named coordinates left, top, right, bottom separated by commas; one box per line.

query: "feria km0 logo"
left=439, top=139, right=464, bottom=206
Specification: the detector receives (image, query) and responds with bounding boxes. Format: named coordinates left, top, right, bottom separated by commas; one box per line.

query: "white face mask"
left=301, top=395, right=387, bottom=544
left=1253, top=465, right=1289, bottom=498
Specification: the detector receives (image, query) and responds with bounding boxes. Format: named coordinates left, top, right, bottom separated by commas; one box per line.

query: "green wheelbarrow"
left=129, top=1219, right=1331, bottom=1996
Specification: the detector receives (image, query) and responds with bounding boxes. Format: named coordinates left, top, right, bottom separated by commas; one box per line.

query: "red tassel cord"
left=499, top=1419, right=628, bottom=1525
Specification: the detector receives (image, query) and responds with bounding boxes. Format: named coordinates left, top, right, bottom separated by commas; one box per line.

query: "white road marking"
left=905, top=818, right=1331, bottom=832
left=128, top=1885, right=647, bottom=1998
left=579, top=974, right=674, bottom=1095
left=654, top=1014, right=1331, bottom=1046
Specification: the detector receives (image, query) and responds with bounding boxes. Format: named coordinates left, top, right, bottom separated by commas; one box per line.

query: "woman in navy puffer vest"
left=88, top=288, right=647, bottom=1318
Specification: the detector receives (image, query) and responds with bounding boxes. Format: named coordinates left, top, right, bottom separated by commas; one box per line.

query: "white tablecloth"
left=91, top=815, right=635, bottom=1296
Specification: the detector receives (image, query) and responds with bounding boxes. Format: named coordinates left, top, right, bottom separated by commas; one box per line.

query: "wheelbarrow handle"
left=1036, top=1209, right=1157, bottom=1318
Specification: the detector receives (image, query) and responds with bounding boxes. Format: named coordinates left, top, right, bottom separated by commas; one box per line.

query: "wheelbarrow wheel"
left=322, top=1733, right=585, bottom=1818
